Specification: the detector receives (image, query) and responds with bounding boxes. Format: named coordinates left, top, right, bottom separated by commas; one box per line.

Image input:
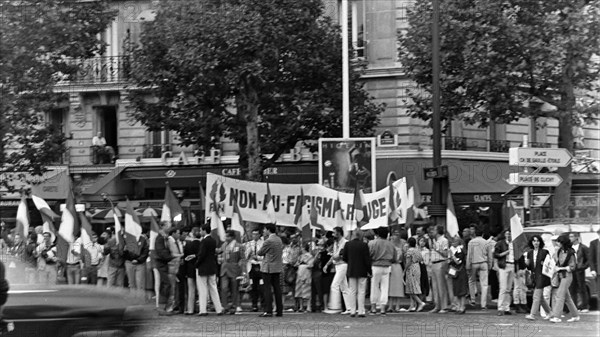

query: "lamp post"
left=430, top=0, right=447, bottom=227
left=342, top=0, right=350, bottom=139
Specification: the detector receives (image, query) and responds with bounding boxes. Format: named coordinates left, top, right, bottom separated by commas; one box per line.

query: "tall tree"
left=400, top=0, right=600, bottom=218
left=0, top=0, right=116, bottom=190
left=129, top=0, right=383, bottom=181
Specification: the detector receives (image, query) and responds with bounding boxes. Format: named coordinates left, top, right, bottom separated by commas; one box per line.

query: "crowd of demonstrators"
left=0, top=217, right=598, bottom=323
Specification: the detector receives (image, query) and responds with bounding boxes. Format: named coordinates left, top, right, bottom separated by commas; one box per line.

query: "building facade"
left=1, top=0, right=598, bottom=231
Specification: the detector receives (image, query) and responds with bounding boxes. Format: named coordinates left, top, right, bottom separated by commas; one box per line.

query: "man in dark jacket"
left=590, top=228, right=600, bottom=301
left=104, top=230, right=125, bottom=287
left=257, top=223, right=283, bottom=317
left=154, top=222, right=173, bottom=312
left=195, top=223, right=223, bottom=316
left=343, top=230, right=371, bottom=317
left=569, top=232, right=590, bottom=312
left=124, top=234, right=149, bottom=294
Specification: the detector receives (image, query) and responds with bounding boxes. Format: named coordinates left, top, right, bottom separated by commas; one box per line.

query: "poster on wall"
left=318, top=138, right=376, bottom=193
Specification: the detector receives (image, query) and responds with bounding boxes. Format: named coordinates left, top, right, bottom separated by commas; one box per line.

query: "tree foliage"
left=0, top=0, right=116, bottom=190
left=129, top=0, right=383, bottom=181
left=399, top=0, right=600, bottom=217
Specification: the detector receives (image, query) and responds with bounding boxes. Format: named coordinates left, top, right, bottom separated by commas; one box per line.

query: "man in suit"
left=569, top=232, right=590, bottom=312
left=220, top=230, right=245, bottom=315
left=343, top=230, right=371, bottom=317
left=590, top=228, right=600, bottom=302
left=257, top=223, right=283, bottom=317
left=195, top=223, right=223, bottom=316
left=154, top=222, right=173, bottom=313
left=494, top=230, right=515, bottom=316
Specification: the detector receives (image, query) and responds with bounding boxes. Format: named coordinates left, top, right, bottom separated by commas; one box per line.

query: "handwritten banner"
left=205, top=173, right=408, bottom=230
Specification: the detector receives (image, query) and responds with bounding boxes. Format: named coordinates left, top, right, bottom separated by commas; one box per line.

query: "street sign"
left=509, top=148, right=573, bottom=167
left=508, top=172, right=564, bottom=187
left=423, top=165, right=448, bottom=179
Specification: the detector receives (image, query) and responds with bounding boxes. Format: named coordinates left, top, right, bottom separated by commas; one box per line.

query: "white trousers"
left=196, top=274, right=223, bottom=314
left=370, top=266, right=391, bottom=308
left=497, top=266, right=515, bottom=312
left=347, top=277, right=367, bottom=315
left=328, top=263, right=351, bottom=311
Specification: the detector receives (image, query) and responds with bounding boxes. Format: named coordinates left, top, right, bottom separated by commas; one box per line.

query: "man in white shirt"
left=83, top=232, right=104, bottom=284
left=324, top=227, right=351, bottom=314
left=65, top=236, right=83, bottom=285
left=245, top=229, right=264, bottom=312
left=92, top=131, right=116, bottom=163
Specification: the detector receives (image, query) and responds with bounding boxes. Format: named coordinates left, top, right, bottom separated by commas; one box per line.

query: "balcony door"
left=95, top=105, right=118, bottom=155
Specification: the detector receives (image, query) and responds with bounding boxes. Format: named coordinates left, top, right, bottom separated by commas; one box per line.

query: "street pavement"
left=134, top=309, right=600, bottom=337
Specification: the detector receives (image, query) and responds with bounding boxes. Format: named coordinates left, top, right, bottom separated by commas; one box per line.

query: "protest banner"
left=205, top=173, right=408, bottom=230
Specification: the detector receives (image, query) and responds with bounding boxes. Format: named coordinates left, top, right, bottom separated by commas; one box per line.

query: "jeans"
left=66, top=264, right=81, bottom=285
left=468, top=263, right=489, bottom=308
left=570, top=269, right=589, bottom=310
left=431, top=262, right=448, bottom=310
left=196, top=274, right=223, bottom=314
left=513, top=271, right=527, bottom=305
left=107, top=265, right=125, bottom=287
left=530, top=287, right=551, bottom=317
left=84, top=265, right=99, bottom=285
left=348, top=277, right=367, bottom=315
left=38, top=264, right=58, bottom=285
left=329, top=263, right=351, bottom=311
left=125, top=261, right=146, bottom=293
left=370, top=266, right=391, bottom=308
left=220, top=274, right=240, bottom=310
left=186, top=277, right=197, bottom=313
left=497, top=266, right=515, bottom=312
left=262, top=272, right=283, bottom=315
left=311, top=271, right=323, bottom=310
left=551, top=273, right=578, bottom=319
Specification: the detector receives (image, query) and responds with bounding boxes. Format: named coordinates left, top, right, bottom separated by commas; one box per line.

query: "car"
left=1, top=255, right=153, bottom=337
left=522, top=223, right=600, bottom=309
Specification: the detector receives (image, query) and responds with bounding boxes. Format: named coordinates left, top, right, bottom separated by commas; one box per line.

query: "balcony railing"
left=143, top=144, right=173, bottom=159
left=444, top=136, right=467, bottom=150
left=58, top=56, right=130, bottom=85
left=440, top=137, right=553, bottom=152
left=489, top=140, right=511, bottom=153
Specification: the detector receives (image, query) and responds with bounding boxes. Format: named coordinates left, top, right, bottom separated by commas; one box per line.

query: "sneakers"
left=525, top=314, right=535, bottom=320
left=579, top=309, right=589, bottom=313
left=549, top=317, right=562, bottom=323
left=567, top=316, right=580, bottom=322
left=235, top=307, right=243, bottom=314
left=542, top=315, right=550, bottom=320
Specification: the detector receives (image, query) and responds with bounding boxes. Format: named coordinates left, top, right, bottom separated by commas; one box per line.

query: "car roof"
left=523, top=224, right=600, bottom=235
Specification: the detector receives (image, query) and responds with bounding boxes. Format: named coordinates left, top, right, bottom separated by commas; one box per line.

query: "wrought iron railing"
left=444, top=136, right=467, bottom=150
left=58, top=56, right=130, bottom=85
left=143, top=144, right=173, bottom=159
left=489, top=140, right=511, bottom=153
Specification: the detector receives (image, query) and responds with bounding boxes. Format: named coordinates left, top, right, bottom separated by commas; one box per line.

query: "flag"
left=208, top=181, right=226, bottom=242
left=388, top=181, right=400, bottom=225
left=59, top=186, right=79, bottom=244
left=308, top=198, right=324, bottom=240
left=125, top=198, right=143, bottom=254
left=293, top=188, right=306, bottom=230
left=333, top=193, right=347, bottom=234
left=265, top=180, right=277, bottom=224
left=199, top=181, right=206, bottom=211
left=32, top=194, right=59, bottom=243
left=353, top=184, right=369, bottom=228
left=446, top=190, right=459, bottom=238
left=509, top=201, right=527, bottom=259
left=231, top=193, right=245, bottom=236
left=149, top=215, right=161, bottom=250
left=78, top=212, right=94, bottom=250
left=113, top=206, right=123, bottom=245
left=15, top=195, right=30, bottom=238
left=161, top=183, right=184, bottom=224
left=410, top=176, right=423, bottom=208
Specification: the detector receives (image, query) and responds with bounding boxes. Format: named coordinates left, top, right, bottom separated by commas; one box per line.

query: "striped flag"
left=410, top=176, right=423, bottom=208
left=231, top=193, right=245, bottom=236
left=125, top=198, right=143, bottom=255
left=161, top=183, right=184, bottom=224
left=509, top=201, right=527, bottom=259
left=15, top=195, right=30, bottom=238
left=353, top=184, right=369, bottom=228
left=208, top=181, right=226, bottom=242
left=59, top=187, right=79, bottom=244
left=32, top=194, right=59, bottom=243
left=293, top=187, right=306, bottom=230
left=308, top=198, right=324, bottom=236
left=333, top=193, right=347, bottom=234
left=149, top=215, right=161, bottom=250
left=446, top=190, right=459, bottom=238
left=199, top=181, right=206, bottom=211
left=79, top=212, right=94, bottom=250
left=388, top=181, right=401, bottom=225
left=113, top=206, right=123, bottom=245
left=265, top=181, right=277, bottom=224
